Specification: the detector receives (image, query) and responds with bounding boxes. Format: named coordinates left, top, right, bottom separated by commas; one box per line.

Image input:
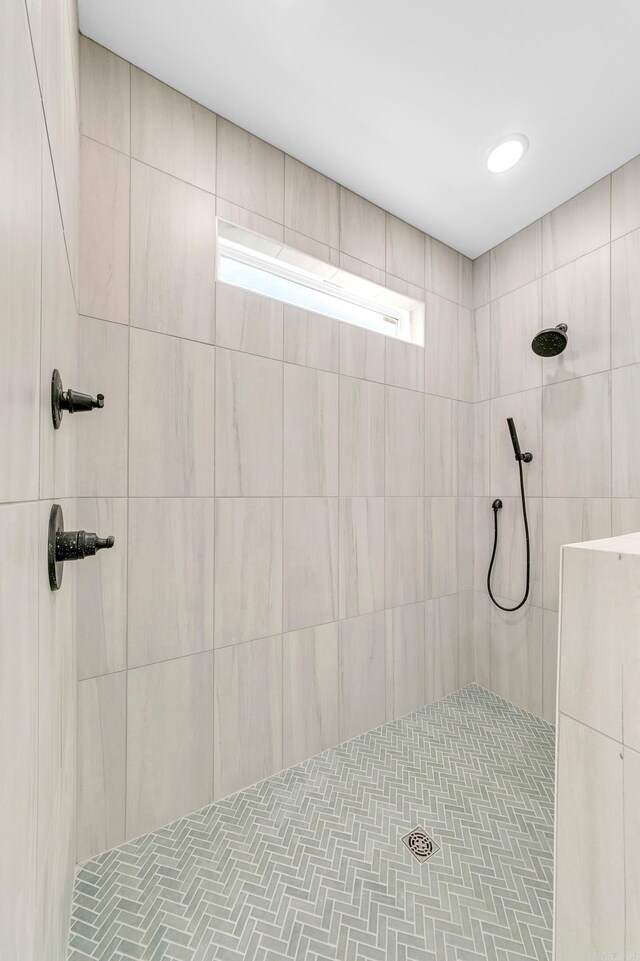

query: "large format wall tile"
left=214, top=635, right=283, bottom=799
left=215, top=348, right=283, bottom=496
left=473, top=305, right=491, bottom=402
left=542, top=176, right=610, bottom=272
left=425, top=395, right=454, bottom=495
left=480, top=496, right=542, bottom=608
left=472, top=252, right=491, bottom=309
left=385, top=602, right=426, bottom=719
left=425, top=238, right=464, bottom=304
left=611, top=228, right=640, bottom=368
left=385, top=338, right=424, bottom=392
left=385, top=386, right=424, bottom=495
left=490, top=601, right=543, bottom=716
left=130, top=161, right=216, bottom=342
left=613, top=363, right=640, bottom=496
left=131, top=68, right=216, bottom=191
left=284, top=364, right=338, bottom=496
left=385, top=214, right=425, bottom=286
left=283, top=306, right=340, bottom=372
left=339, top=188, right=385, bottom=269
left=428, top=594, right=459, bottom=699
left=215, top=498, right=282, bottom=648
left=339, top=323, right=385, bottom=383
left=283, top=498, right=338, bottom=631
left=339, top=497, right=384, bottom=619
left=425, top=497, right=458, bottom=599
left=339, top=612, right=386, bottom=740
left=490, top=389, right=542, bottom=497
left=457, top=307, right=475, bottom=403
left=612, top=154, right=640, bottom=240
left=284, top=156, right=339, bottom=248
left=542, top=498, right=611, bottom=611
left=127, top=653, right=214, bottom=838
left=215, top=284, right=284, bottom=360
left=625, top=746, right=640, bottom=953
left=80, top=37, right=130, bottom=153
left=385, top=497, right=425, bottom=608
left=129, top=328, right=215, bottom=496
left=490, top=281, right=542, bottom=397
left=216, top=118, right=284, bottom=223
left=339, top=376, right=385, bottom=495
left=282, top=623, right=339, bottom=767
left=490, top=220, right=541, bottom=301
left=542, top=610, right=558, bottom=725
left=424, top=293, right=458, bottom=398
left=128, top=498, right=214, bottom=667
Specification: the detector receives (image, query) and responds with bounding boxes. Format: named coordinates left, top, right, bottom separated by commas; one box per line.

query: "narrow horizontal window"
left=217, top=219, right=424, bottom=346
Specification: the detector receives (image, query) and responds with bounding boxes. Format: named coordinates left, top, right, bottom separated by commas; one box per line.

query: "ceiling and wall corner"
left=77, top=0, right=640, bottom=259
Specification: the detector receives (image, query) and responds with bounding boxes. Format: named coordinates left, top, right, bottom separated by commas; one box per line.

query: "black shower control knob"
left=56, top=529, right=115, bottom=562
left=51, top=369, right=105, bottom=428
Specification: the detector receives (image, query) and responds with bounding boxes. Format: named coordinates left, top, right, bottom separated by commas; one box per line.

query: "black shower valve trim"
left=51, top=368, right=105, bottom=429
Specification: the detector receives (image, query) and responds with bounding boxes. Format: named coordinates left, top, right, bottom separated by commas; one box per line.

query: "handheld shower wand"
left=506, top=417, right=532, bottom=463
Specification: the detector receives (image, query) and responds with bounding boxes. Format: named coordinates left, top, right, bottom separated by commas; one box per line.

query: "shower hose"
left=486, top=457, right=530, bottom=612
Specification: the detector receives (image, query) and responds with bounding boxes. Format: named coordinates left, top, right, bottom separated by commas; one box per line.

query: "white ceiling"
left=78, top=0, right=640, bottom=258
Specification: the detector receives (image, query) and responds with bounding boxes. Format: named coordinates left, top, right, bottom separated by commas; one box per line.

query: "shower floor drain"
left=401, top=827, right=440, bottom=863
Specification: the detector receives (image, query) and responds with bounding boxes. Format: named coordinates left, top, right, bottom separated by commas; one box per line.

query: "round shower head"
left=531, top=324, right=568, bottom=357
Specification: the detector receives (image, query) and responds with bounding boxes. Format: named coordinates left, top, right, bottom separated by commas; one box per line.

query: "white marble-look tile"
left=457, top=307, right=475, bottom=403
left=284, top=156, right=339, bottom=248
left=130, top=161, right=216, bottom=343
left=385, top=215, right=425, bottom=286
left=77, top=315, right=129, bottom=497
left=79, top=137, right=129, bottom=325
left=215, top=348, right=283, bottom=496
left=385, top=338, right=424, bottom=391
left=472, top=251, right=490, bottom=309
left=283, top=306, right=340, bottom=372
left=612, top=498, right=640, bottom=535
left=490, top=220, right=541, bottom=301
left=542, top=610, right=558, bottom=725
left=473, top=305, right=490, bottom=402
left=611, top=227, right=640, bottom=368
left=216, top=118, right=284, bottom=223
left=490, top=389, right=542, bottom=497
left=473, top=591, right=491, bottom=689
left=339, top=376, right=385, bottom=495
left=541, top=176, right=610, bottom=272
left=490, top=601, right=543, bottom=716
left=282, top=623, right=339, bottom=767
left=427, top=594, right=459, bottom=700
left=215, top=498, right=282, bottom=648
left=215, top=283, right=283, bottom=360
left=613, top=364, right=640, bottom=497
left=214, top=635, right=283, bottom=799
left=474, top=401, right=491, bottom=496
left=339, top=612, right=386, bottom=740
left=490, top=280, right=542, bottom=398
left=425, top=497, right=458, bottom=599
left=76, top=673, right=126, bottom=862
left=424, top=293, right=458, bottom=399
left=80, top=37, right=130, bottom=152
left=458, top=591, right=474, bottom=688
left=339, top=323, right=385, bottom=382
left=129, top=328, right=215, bottom=496
left=284, top=364, right=338, bottom=496
left=339, top=187, right=385, bottom=269
left=625, top=746, right=640, bottom=953
left=542, top=498, right=611, bottom=611
left=127, top=652, right=214, bottom=838
left=131, top=67, right=216, bottom=191
left=385, top=386, right=425, bottom=496
left=555, top=716, right=625, bottom=960
left=385, top=497, right=425, bottom=608
left=77, top=498, right=128, bottom=679
left=543, top=372, right=611, bottom=497
left=612, top=154, right=640, bottom=240
left=425, top=395, right=454, bottom=496
left=482, top=495, right=542, bottom=605
left=456, top=402, right=474, bottom=497
left=542, top=245, right=610, bottom=384
left=283, top=498, right=338, bottom=632
left=339, top=497, right=384, bottom=620
left=457, top=496, right=474, bottom=593
left=385, top=603, right=426, bottom=719
left=128, top=498, right=214, bottom=668
left=425, top=237, right=461, bottom=303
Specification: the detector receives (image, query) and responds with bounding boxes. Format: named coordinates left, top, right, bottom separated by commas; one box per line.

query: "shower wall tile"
left=542, top=498, right=611, bottom=611
left=490, top=281, right=542, bottom=397
left=130, top=162, right=216, bottom=342
left=284, top=156, right=339, bottom=248
left=472, top=251, right=491, bottom=309
left=611, top=228, right=640, bottom=368
left=460, top=257, right=473, bottom=310
left=428, top=594, right=459, bottom=699
left=611, top=154, right=640, bottom=239
left=490, top=601, right=543, bottom=716
left=284, top=364, right=338, bottom=495
left=215, top=284, right=284, bottom=360
left=385, top=602, right=426, bottom=719
left=541, top=176, right=610, bottom=272
left=490, top=389, right=542, bottom=497
left=129, top=328, right=215, bottom=496
left=385, top=497, right=425, bottom=608
left=542, top=610, right=558, bottom=725
left=473, top=591, right=491, bottom=689
left=425, top=237, right=461, bottom=303
left=385, top=215, right=425, bottom=286
left=624, top=747, right=640, bottom=951
left=339, top=323, right=385, bottom=383
left=385, top=338, right=424, bottom=391
left=425, top=395, right=454, bottom=496
left=543, top=371, right=611, bottom=497
left=339, top=497, right=384, bottom=619
left=128, top=498, right=214, bottom=668
left=481, top=496, right=542, bottom=607
left=339, top=612, right=386, bottom=740
left=282, top=623, right=339, bottom=767
left=473, top=401, right=491, bottom=496
left=214, top=498, right=282, bottom=648
left=126, top=652, right=214, bottom=839
left=456, top=307, right=475, bottom=403
left=542, top=245, right=610, bottom=384
left=215, top=348, right=283, bottom=496
left=613, top=364, right=640, bottom=497
left=79, top=137, right=129, bottom=325
left=76, top=498, right=128, bottom=679
left=457, top=497, right=474, bottom=593
left=77, top=315, right=129, bottom=497
left=216, top=118, right=284, bottom=223
left=214, top=635, right=283, bottom=799
left=76, top=673, right=126, bottom=862
left=283, top=306, right=340, bottom=372
left=424, top=293, right=458, bottom=399
left=80, top=37, right=130, bottom=153
left=339, top=376, right=385, bottom=495
left=473, top=305, right=491, bottom=402
left=131, top=68, right=216, bottom=191
left=425, top=497, right=457, bottom=598
left=490, top=220, right=542, bottom=301
left=612, top=498, right=640, bottom=535
left=338, top=251, right=385, bottom=285
left=216, top=197, right=284, bottom=243
left=458, top=590, right=474, bottom=688
left=284, top=229, right=339, bottom=267
left=456, top=402, right=474, bottom=496
left=339, top=188, right=385, bottom=269
left=283, top=497, right=338, bottom=632
left=385, top=386, right=425, bottom=495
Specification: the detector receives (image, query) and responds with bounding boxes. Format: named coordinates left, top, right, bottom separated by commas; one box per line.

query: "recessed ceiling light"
left=487, top=134, right=529, bottom=173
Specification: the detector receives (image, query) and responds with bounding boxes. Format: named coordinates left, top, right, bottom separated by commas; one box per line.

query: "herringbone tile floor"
left=68, top=685, right=555, bottom=961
